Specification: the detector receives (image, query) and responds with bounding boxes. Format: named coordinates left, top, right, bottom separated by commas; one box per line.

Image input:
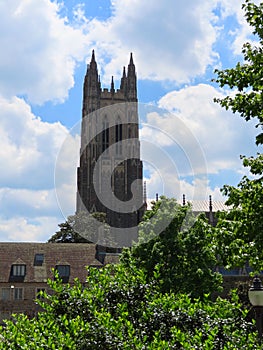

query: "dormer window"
left=12, top=264, right=26, bottom=277
left=9, top=264, right=26, bottom=282
left=34, top=253, right=44, bottom=266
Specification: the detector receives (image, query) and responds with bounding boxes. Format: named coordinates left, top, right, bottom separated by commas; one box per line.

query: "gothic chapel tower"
left=77, top=51, right=145, bottom=247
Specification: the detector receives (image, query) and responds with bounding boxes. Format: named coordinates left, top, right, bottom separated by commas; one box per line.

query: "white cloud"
left=0, top=95, right=79, bottom=241
left=158, top=84, right=258, bottom=174
left=0, top=95, right=68, bottom=189
left=0, top=216, right=60, bottom=242
left=81, top=1, right=263, bottom=85
left=1, top=0, right=258, bottom=105
left=139, top=83, right=259, bottom=201
left=0, top=188, right=58, bottom=218
left=216, top=1, right=262, bottom=56
left=84, top=0, right=220, bottom=83
left=144, top=163, right=224, bottom=203
left=0, top=0, right=88, bottom=104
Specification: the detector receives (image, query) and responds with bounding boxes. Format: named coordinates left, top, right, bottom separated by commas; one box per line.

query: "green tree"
left=48, top=211, right=109, bottom=244
left=213, top=0, right=263, bottom=271
left=0, top=264, right=259, bottom=349
left=122, top=196, right=222, bottom=299
left=214, top=0, right=263, bottom=145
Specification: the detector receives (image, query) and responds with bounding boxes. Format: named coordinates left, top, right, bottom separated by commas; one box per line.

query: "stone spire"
left=120, top=66, right=127, bottom=93
left=127, top=53, right=137, bottom=101
left=82, top=49, right=100, bottom=116
left=127, top=53, right=136, bottom=77
left=110, top=76, right=115, bottom=95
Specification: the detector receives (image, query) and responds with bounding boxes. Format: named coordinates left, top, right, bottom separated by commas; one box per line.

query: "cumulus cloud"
left=0, top=0, right=88, bottom=104
left=81, top=0, right=263, bottom=85
left=158, top=84, right=258, bottom=173
left=0, top=95, right=79, bottom=241
left=84, top=0, right=220, bottom=83
left=215, top=0, right=262, bottom=57
left=139, top=84, right=258, bottom=201
left=0, top=216, right=60, bottom=242
left=0, top=95, right=68, bottom=189
left=0, top=0, right=259, bottom=106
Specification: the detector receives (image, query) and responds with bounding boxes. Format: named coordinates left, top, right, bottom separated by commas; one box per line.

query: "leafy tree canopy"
left=213, top=0, right=263, bottom=145
left=48, top=211, right=109, bottom=244
left=213, top=0, right=263, bottom=272
left=122, top=196, right=222, bottom=299
left=0, top=264, right=259, bottom=349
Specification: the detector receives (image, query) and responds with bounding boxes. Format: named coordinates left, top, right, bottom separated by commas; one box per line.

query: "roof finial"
left=143, top=181, right=147, bottom=203
left=111, top=76, right=114, bottom=94
left=122, top=66, right=126, bottom=77
left=129, top=52, right=134, bottom=65
left=209, top=195, right=212, bottom=212
left=91, top=49, right=95, bottom=61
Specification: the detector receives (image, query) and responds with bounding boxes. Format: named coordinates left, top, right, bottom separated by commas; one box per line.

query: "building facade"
left=77, top=51, right=145, bottom=247
left=0, top=243, right=102, bottom=324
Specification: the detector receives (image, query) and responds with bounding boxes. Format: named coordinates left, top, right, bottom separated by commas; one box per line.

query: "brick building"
left=0, top=243, right=102, bottom=323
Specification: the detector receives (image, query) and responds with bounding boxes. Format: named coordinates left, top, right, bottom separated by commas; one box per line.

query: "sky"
left=0, top=0, right=261, bottom=242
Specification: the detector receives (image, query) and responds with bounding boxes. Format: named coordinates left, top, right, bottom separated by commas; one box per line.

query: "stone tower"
left=77, top=50, right=145, bottom=247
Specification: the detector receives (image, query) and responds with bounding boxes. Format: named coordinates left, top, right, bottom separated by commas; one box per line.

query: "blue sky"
left=0, top=0, right=261, bottom=241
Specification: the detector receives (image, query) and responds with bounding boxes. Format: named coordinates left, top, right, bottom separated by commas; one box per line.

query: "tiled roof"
left=0, top=243, right=102, bottom=283
left=189, top=200, right=230, bottom=212
left=146, top=199, right=230, bottom=213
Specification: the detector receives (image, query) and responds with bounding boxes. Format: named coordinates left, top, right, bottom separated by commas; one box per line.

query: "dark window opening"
left=102, top=119, right=109, bottom=153
left=34, top=254, right=44, bottom=266
left=56, top=265, right=70, bottom=283
left=115, top=123, right=122, bottom=155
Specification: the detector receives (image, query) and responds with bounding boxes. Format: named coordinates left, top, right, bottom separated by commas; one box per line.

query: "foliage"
left=48, top=211, right=109, bottom=244
left=213, top=0, right=263, bottom=145
left=213, top=0, right=263, bottom=272
left=122, top=196, right=222, bottom=299
left=214, top=154, right=263, bottom=271
left=0, top=265, right=259, bottom=349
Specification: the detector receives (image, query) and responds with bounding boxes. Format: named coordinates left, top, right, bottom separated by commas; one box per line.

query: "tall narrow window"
left=14, top=288, right=23, bottom=300
left=1, top=288, right=10, bottom=301
left=102, top=117, right=109, bottom=153
left=11, top=265, right=26, bottom=277
left=115, top=118, right=122, bottom=155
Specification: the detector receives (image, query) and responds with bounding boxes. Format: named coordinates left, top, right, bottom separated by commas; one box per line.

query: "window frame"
left=13, top=287, right=23, bottom=300
left=34, top=253, right=44, bottom=266
left=12, top=264, right=26, bottom=277
left=9, top=264, right=26, bottom=282
left=55, top=264, right=70, bottom=283
left=1, top=288, right=10, bottom=301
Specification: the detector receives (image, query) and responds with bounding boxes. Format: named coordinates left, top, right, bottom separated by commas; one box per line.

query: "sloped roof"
left=189, top=200, right=230, bottom=212
left=146, top=198, right=230, bottom=213
left=0, top=243, right=102, bottom=283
